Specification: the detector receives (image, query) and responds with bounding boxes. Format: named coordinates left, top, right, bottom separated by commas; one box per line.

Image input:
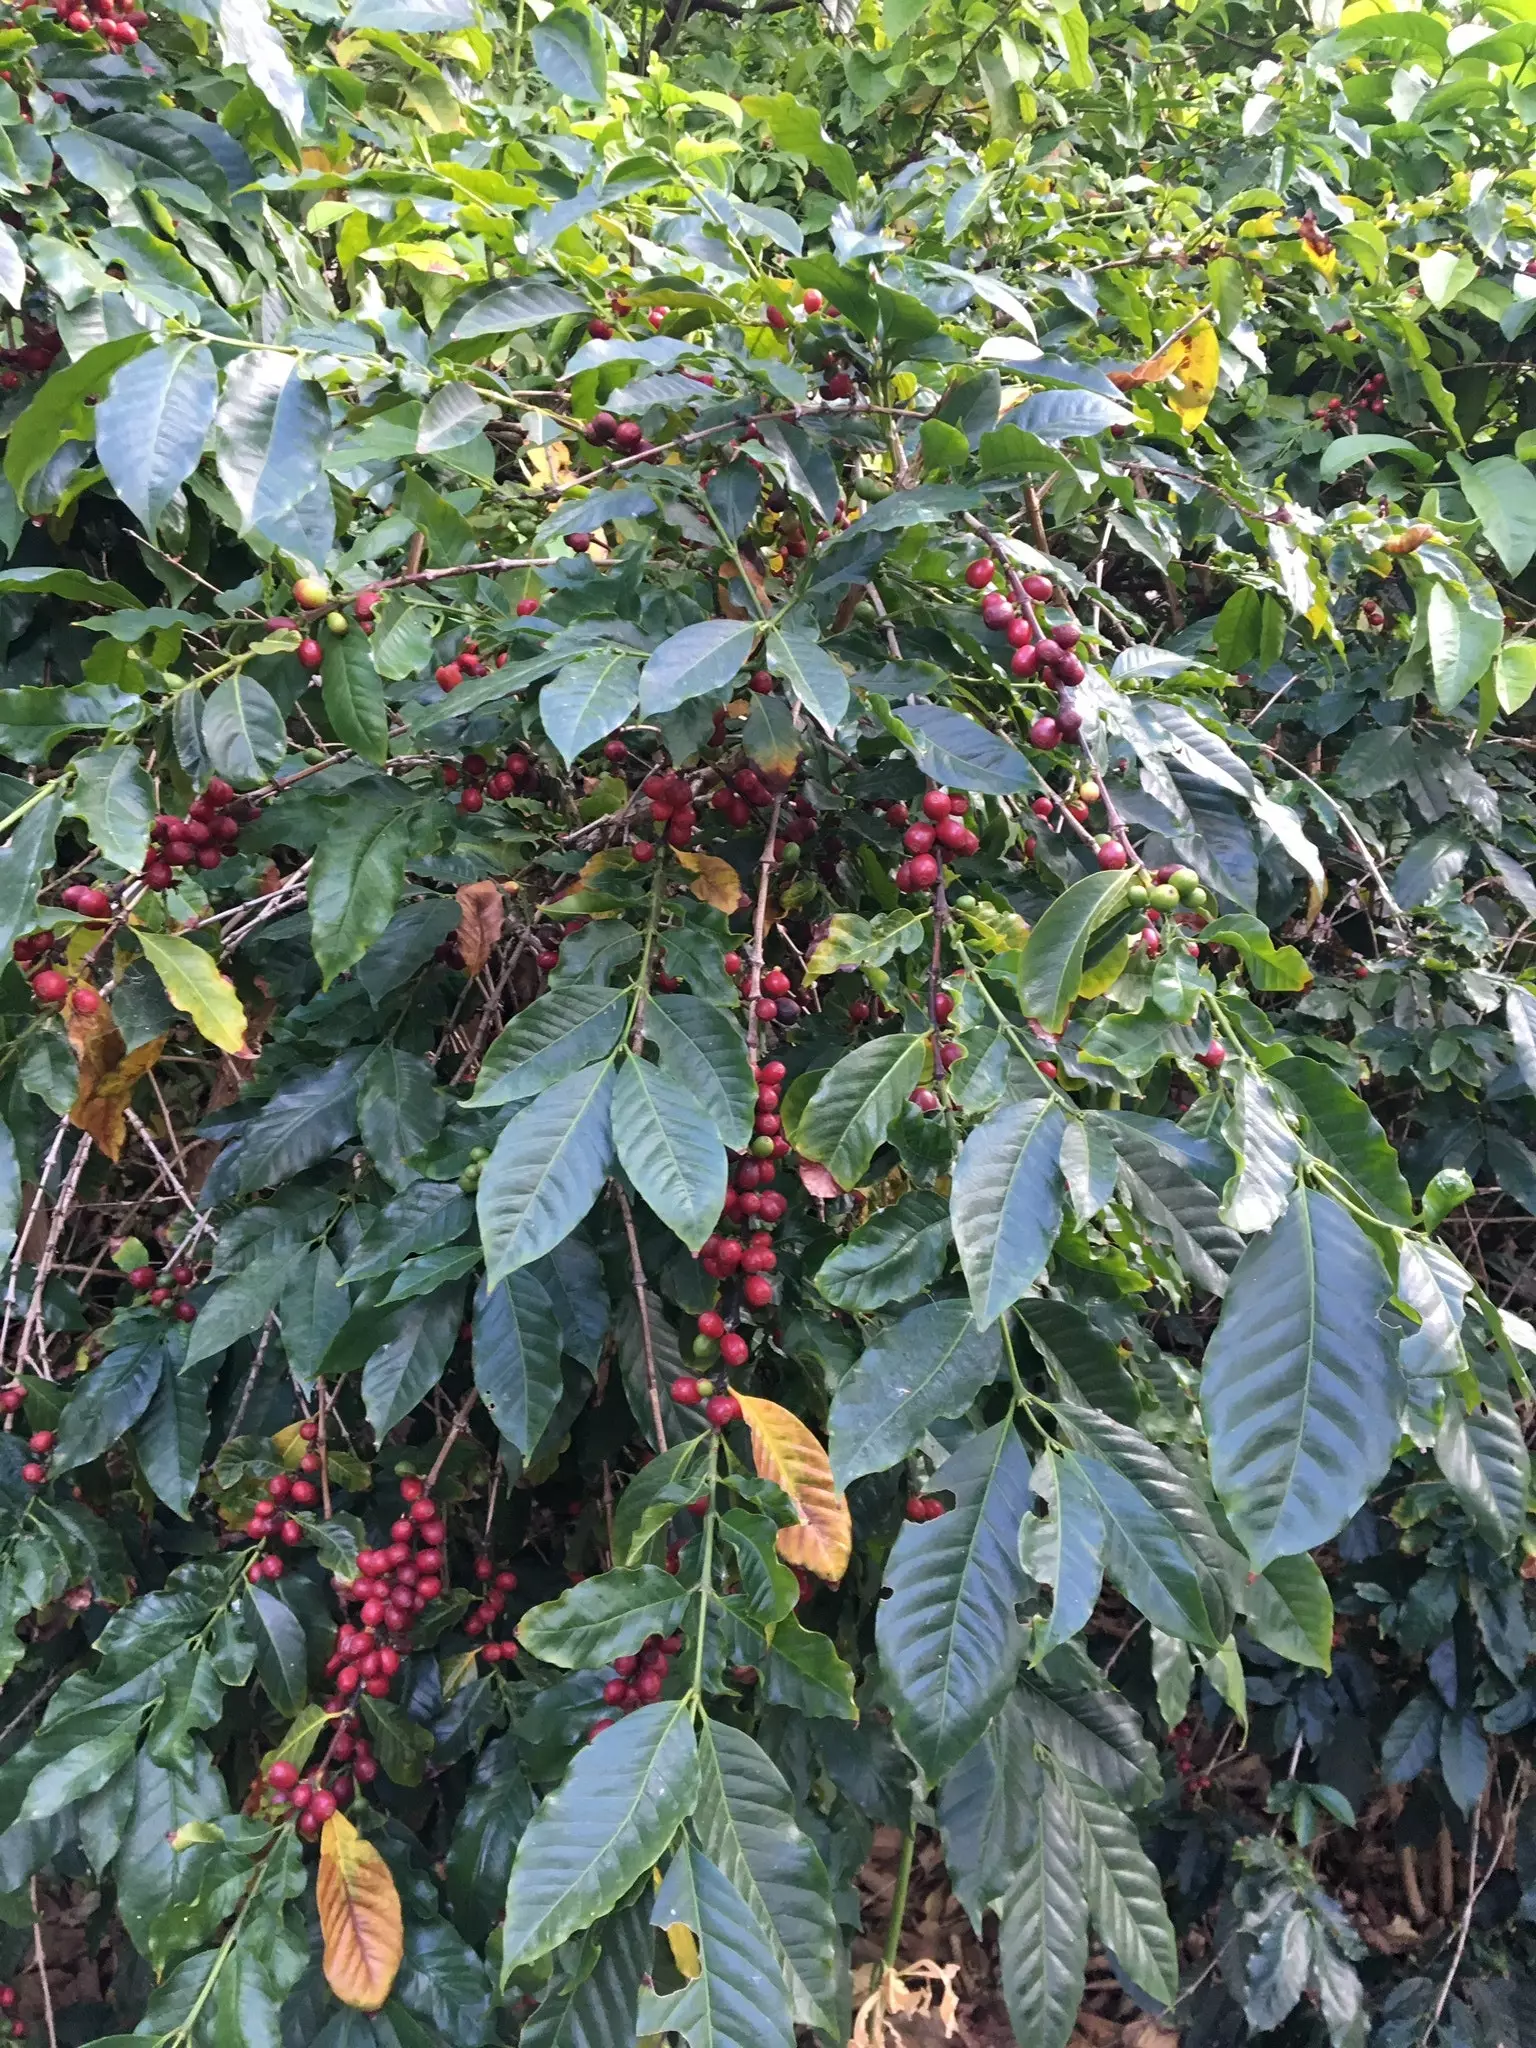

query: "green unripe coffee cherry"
left=468, top=1146, right=490, bottom=1163
left=1169, top=866, right=1201, bottom=897
left=692, top=1334, right=719, bottom=1361
left=694, top=1378, right=715, bottom=1400
left=302, top=746, right=326, bottom=764
left=459, top=1167, right=481, bottom=1193
left=750, top=1134, right=775, bottom=1158
left=856, top=476, right=892, bottom=502
left=953, top=893, right=978, bottom=911
left=325, top=610, right=350, bottom=636
left=1127, top=882, right=1149, bottom=906
left=778, top=840, right=801, bottom=866
left=1187, top=886, right=1210, bottom=910
left=1149, top=883, right=1181, bottom=912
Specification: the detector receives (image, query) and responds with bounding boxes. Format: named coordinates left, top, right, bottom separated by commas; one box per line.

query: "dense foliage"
left=4, top=1, right=1536, bottom=2045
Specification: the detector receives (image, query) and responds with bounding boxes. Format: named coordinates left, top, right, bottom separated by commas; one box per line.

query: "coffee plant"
left=3, top=1, right=1536, bottom=2045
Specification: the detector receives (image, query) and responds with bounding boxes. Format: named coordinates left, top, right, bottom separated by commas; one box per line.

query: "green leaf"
left=647, top=995, right=756, bottom=1152
left=1199, top=913, right=1311, bottom=992
left=51, top=1330, right=165, bottom=1476
left=744, top=94, right=857, bottom=202
left=642, top=1841, right=795, bottom=2048
left=794, top=1034, right=927, bottom=1190
left=951, top=1096, right=1067, bottom=1326
left=308, top=803, right=414, bottom=987
left=19, top=1714, right=142, bottom=1823
left=1450, top=454, right=1536, bottom=577
left=1270, top=1056, right=1412, bottom=1223
left=1242, top=1553, right=1334, bottom=1671
left=1220, top=1069, right=1300, bottom=1235
left=612, top=1437, right=714, bottom=1566
left=1426, top=579, right=1501, bottom=712
left=1418, top=247, right=1477, bottom=310
left=4, top=333, right=151, bottom=500
left=1024, top=1447, right=1106, bottom=1655
left=639, top=620, right=757, bottom=718
left=540, top=651, right=642, bottom=767
left=1317, top=434, right=1437, bottom=483
left=472, top=987, right=629, bottom=1109
left=69, top=745, right=155, bottom=877
left=1018, top=871, right=1135, bottom=1032
left=531, top=6, right=607, bottom=101
left=1051, top=1761, right=1178, bottom=2004
left=1102, top=1116, right=1244, bottom=1295
left=1494, top=639, right=1536, bottom=714
left=765, top=626, right=848, bottom=735
left=202, top=673, right=287, bottom=788
left=502, top=1699, right=700, bottom=1971
left=473, top=1270, right=564, bottom=1457
left=828, top=1299, right=1002, bottom=1489
left=434, top=279, right=586, bottom=350
left=938, top=1695, right=1039, bottom=1926
left=1434, top=1344, right=1530, bottom=1552
left=478, top=1062, right=615, bottom=1284
left=183, top=1251, right=286, bottom=1366
left=358, top=1694, right=436, bottom=1785
left=997, top=1764, right=1088, bottom=2048
left=899, top=700, right=1033, bottom=795
left=235, top=1047, right=367, bottom=1193
left=1202, top=1186, right=1402, bottom=1567
left=520, top=1897, right=652, bottom=2048
left=613, top=1057, right=727, bottom=1254
left=1059, top=1403, right=1234, bottom=1649
left=360, top=1289, right=462, bottom=1437
left=242, top=1582, right=308, bottom=1714
left=322, top=634, right=389, bottom=766
left=813, top=1190, right=950, bottom=1311
left=519, top=1566, right=687, bottom=1670
left=95, top=340, right=217, bottom=535
left=1017, top=1662, right=1162, bottom=1804
left=213, top=350, right=331, bottom=542
left=358, top=1044, right=445, bottom=1189
left=693, top=1719, right=840, bottom=2035
left=445, top=1751, right=536, bottom=1951
left=0, top=792, right=62, bottom=967
left=758, top=1613, right=856, bottom=1720
left=137, top=931, right=248, bottom=1056
left=876, top=1420, right=1034, bottom=1781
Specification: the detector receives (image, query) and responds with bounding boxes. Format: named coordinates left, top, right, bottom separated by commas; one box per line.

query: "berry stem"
left=745, top=796, right=785, bottom=1066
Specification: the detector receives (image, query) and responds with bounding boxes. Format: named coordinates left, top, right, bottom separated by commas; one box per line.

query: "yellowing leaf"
left=455, top=879, right=505, bottom=977
left=672, top=848, right=745, bottom=915
left=136, top=930, right=248, bottom=1055
left=318, top=1809, right=404, bottom=2012
left=734, top=1394, right=851, bottom=1582
left=664, top=1920, right=701, bottom=1979
left=1300, top=238, right=1339, bottom=283
left=1163, top=321, right=1221, bottom=430
left=68, top=1003, right=167, bottom=1162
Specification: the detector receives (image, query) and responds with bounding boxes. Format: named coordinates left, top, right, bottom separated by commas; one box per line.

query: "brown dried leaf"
left=68, top=1003, right=167, bottom=1162
left=1384, top=523, right=1436, bottom=556
left=455, top=881, right=505, bottom=977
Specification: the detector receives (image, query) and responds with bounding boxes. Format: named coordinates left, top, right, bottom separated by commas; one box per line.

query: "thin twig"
left=1422, top=1785, right=1489, bottom=2041
left=126, top=1109, right=202, bottom=1219
left=226, top=1314, right=277, bottom=1441
left=744, top=797, right=784, bottom=1067
left=614, top=1184, right=667, bottom=1449
left=18, top=1133, right=93, bottom=1378
left=0, top=1120, right=69, bottom=1384
left=30, top=1877, right=58, bottom=2048
left=426, top=1387, right=481, bottom=1489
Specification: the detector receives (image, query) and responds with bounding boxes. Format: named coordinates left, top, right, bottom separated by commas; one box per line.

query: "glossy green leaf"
left=322, top=634, right=389, bottom=766
left=827, top=1298, right=1001, bottom=1489
left=473, top=1270, right=564, bottom=1456
left=1052, top=1760, right=1178, bottom=2004
left=202, top=674, right=287, bottom=787
left=1017, top=871, right=1135, bottom=1033
left=813, top=1190, right=951, bottom=1311
left=479, top=1062, right=616, bottom=1285
left=518, top=1567, right=687, bottom=1669
left=613, top=1057, right=727, bottom=1254
left=876, top=1420, right=1034, bottom=1780
left=639, top=621, right=757, bottom=717
left=360, top=1288, right=462, bottom=1436
left=502, top=1700, right=699, bottom=1971
left=1202, top=1187, right=1402, bottom=1567
left=997, top=1762, right=1087, bottom=2048
left=647, top=995, right=756, bottom=1151
left=641, top=1841, right=795, bottom=2048
left=951, top=1096, right=1067, bottom=1326
left=540, top=651, right=642, bottom=767
left=308, top=803, right=414, bottom=987
left=95, top=340, right=217, bottom=534
left=794, top=1034, right=927, bottom=1190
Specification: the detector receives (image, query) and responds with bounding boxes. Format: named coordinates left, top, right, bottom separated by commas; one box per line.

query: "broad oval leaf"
left=471, top=986, right=629, bottom=1108
left=813, top=1190, right=951, bottom=1312
left=998, top=1761, right=1088, bottom=2048
left=1202, top=1186, right=1402, bottom=1567
left=518, top=1566, right=687, bottom=1669
left=647, top=994, right=756, bottom=1151
left=794, top=1034, right=927, bottom=1191
left=901, top=700, right=1033, bottom=794
left=951, top=1096, right=1067, bottom=1327
left=540, top=650, right=642, bottom=766
left=137, top=931, right=248, bottom=1056
left=478, top=1061, right=616, bottom=1284
left=1017, top=871, right=1135, bottom=1033
left=321, top=634, right=389, bottom=766
left=473, top=1269, right=564, bottom=1457
left=214, top=349, right=331, bottom=540
left=876, top=1419, right=1034, bottom=1781
left=828, top=1298, right=1002, bottom=1490
left=502, top=1699, right=700, bottom=1970
left=639, top=619, right=757, bottom=717
left=95, top=339, right=217, bottom=534
left=202, top=673, right=287, bottom=787
left=613, top=1056, right=727, bottom=1254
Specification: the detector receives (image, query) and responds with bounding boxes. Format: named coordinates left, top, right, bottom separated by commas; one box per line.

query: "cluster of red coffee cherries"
left=1313, top=370, right=1388, bottom=428
left=589, top=1629, right=684, bottom=1739
left=329, top=1477, right=448, bottom=1649
left=582, top=410, right=658, bottom=459
left=1360, top=596, right=1389, bottom=632
left=435, top=637, right=512, bottom=693
left=143, top=777, right=257, bottom=893
left=260, top=1728, right=379, bottom=1839
left=893, top=787, right=979, bottom=895
left=466, top=1552, right=520, bottom=1662
left=18, top=1425, right=53, bottom=1489
left=44, top=0, right=145, bottom=44
left=637, top=769, right=703, bottom=853
left=442, top=747, right=535, bottom=813
left=964, top=558, right=1088, bottom=699
left=909, top=987, right=958, bottom=1115
left=0, top=1982, right=26, bottom=2037
left=0, top=316, right=62, bottom=393
left=705, top=762, right=815, bottom=843
left=126, top=1254, right=201, bottom=1321
left=20, top=949, right=99, bottom=1017
left=904, top=1493, right=946, bottom=1522
left=244, top=1436, right=323, bottom=1581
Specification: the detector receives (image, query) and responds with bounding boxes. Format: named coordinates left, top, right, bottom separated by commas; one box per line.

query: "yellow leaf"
left=734, top=1394, right=851, bottom=1582
left=1162, top=320, right=1221, bottom=431
left=672, top=848, right=745, bottom=915
left=664, top=1921, right=701, bottom=1979
left=136, top=930, right=248, bottom=1055
left=318, top=1810, right=404, bottom=2012
left=525, top=440, right=571, bottom=489
left=1300, top=239, right=1339, bottom=283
